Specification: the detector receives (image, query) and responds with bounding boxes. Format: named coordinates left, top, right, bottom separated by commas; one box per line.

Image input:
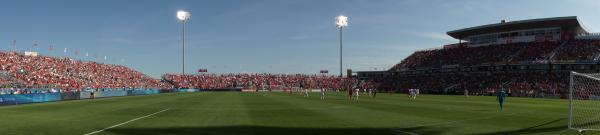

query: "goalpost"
left=569, top=71, right=600, bottom=132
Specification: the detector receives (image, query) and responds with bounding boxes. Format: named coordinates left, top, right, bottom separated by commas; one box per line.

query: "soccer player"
left=415, top=89, right=420, bottom=99
left=354, top=88, right=360, bottom=101
left=347, top=88, right=353, bottom=101
left=464, top=89, right=469, bottom=98
left=299, top=82, right=305, bottom=96
left=304, top=87, right=309, bottom=98
left=372, top=89, right=377, bottom=98
left=320, top=88, right=325, bottom=100
left=412, top=89, right=417, bottom=99
left=408, top=89, right=415, bottom=99
left=496, top=89, right=507, bottom=111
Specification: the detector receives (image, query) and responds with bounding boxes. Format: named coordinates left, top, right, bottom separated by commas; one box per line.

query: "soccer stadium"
left=1, top=1, right=600, bottom=135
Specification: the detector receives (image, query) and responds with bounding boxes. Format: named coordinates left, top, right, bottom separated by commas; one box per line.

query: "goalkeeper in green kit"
left=496, top=89, right=507, bottom=111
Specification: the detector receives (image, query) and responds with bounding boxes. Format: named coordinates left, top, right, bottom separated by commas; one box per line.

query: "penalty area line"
left=84, top=108, right=170, bottom=135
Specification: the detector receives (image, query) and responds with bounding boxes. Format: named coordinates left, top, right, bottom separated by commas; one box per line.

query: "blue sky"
left=0, top=0, right=599, bottom=78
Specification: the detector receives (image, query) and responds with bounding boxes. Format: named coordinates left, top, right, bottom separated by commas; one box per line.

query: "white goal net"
left=569, top=71, right=600, bottom=132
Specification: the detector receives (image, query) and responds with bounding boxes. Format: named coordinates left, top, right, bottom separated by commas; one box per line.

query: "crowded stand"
left=393, top=41, right=562, bottom=69
left=360, top=17, right=600, bottom=99
left=383, top=39, right=592, bottom=98
left=2, top=16, right=600, bottom=101
left=510, top=41, right=561, bottom=62
left=371, top=72, right=569, bottom=98
left=163, top=73, right=375, bottom=91
left=0, top=51, right=172, bottom=94
left=554, top=40, right=600, bottom=61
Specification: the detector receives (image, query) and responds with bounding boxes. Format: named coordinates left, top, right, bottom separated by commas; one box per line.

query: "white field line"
left=393, top=130, right=419, bottom=135
left=556, top=128, right=571, bottom=135
left=84, top=108, right=170, bottom=135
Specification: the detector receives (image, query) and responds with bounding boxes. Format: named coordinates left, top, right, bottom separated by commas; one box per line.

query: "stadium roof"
left=447, top=16, right=588, bottom=39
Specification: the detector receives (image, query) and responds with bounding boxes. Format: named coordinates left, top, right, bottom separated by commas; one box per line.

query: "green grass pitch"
left=0, top=92, right=586, bottom=135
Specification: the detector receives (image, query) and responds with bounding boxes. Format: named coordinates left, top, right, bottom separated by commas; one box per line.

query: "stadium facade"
left=357, top=16, right=600, bottom=97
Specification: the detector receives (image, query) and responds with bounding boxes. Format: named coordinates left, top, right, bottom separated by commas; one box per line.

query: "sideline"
left=83, top=108, right=171, bottom=135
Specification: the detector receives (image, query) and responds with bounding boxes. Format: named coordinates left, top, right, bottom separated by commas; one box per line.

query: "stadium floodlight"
left=177, top=10, right=190, bottom=75
left=335, top=15, right=348, bottom=77
left=335, top=15, right=348, bottom=28
left=177, top=10, right=191, bottom=22
left=569, top=71, right=600, bottom=132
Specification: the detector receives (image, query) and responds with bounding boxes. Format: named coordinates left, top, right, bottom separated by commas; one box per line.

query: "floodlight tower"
left=177, top=10, right=191, bottom=75
left=335, top=15, right=348, bottom=77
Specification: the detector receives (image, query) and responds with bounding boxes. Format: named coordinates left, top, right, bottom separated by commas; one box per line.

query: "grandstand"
left=0, top=51, right=172, bottom=93
left=357, top=16, right=600, bottom=98
left=3, top=16, right=595, bottom=99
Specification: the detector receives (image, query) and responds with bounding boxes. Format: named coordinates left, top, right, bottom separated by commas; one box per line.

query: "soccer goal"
left=569, top=71, right=600, bottom=132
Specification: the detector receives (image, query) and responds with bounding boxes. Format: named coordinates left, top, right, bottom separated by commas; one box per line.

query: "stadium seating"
left=554, top=40, right=600, bottom=61
left=0, top=52, right=172, bottom=94
left=382, top=39, right=600, bottom=98
left=163, top=74, right=374, bottom=90
left=393, top=41, right=564, bottom=69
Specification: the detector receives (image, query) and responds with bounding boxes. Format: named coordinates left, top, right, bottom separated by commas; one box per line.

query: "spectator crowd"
left=163, top=73, right=375, bottom=91
left=370, top=71, right=569, bottom=98
left=383, top=39, right=600, bottom=98
left=393, top=40, right=600, bottom=69
left=0, top=52, right=172, bottom=93
left=2, top=39, right=600, bottom=99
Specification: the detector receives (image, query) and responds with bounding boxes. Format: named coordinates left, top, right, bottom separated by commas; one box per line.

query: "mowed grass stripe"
left=271, top=92, right=490, bottom=127
left=242, top=93, right=352, bottom=127
left=0, top=93, right=191, bottom=135
left=271, top=92, right=570, bottom=135
left=0, top=92, right=587, bottom=135
left=268, top=92, right=439, bottom=128
left=105, top=92, right=244, bottom=129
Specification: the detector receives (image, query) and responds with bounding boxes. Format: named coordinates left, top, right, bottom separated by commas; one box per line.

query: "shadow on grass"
left=475, top=118, right=567, bottom=135
left=106, top=125, right=452, bottom=135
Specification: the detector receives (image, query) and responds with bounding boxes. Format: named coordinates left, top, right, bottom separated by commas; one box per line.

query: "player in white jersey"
left=304, top=88, right=309, bottom=97
left=409, top=89, right=417, bottom=99
left=414, top=89, right=420, bottom=99
left=464, top=89, right=469, bottom=98
left=320, top=88, right=326, bottom=100
left=354, top=88, right=360, bottom=101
